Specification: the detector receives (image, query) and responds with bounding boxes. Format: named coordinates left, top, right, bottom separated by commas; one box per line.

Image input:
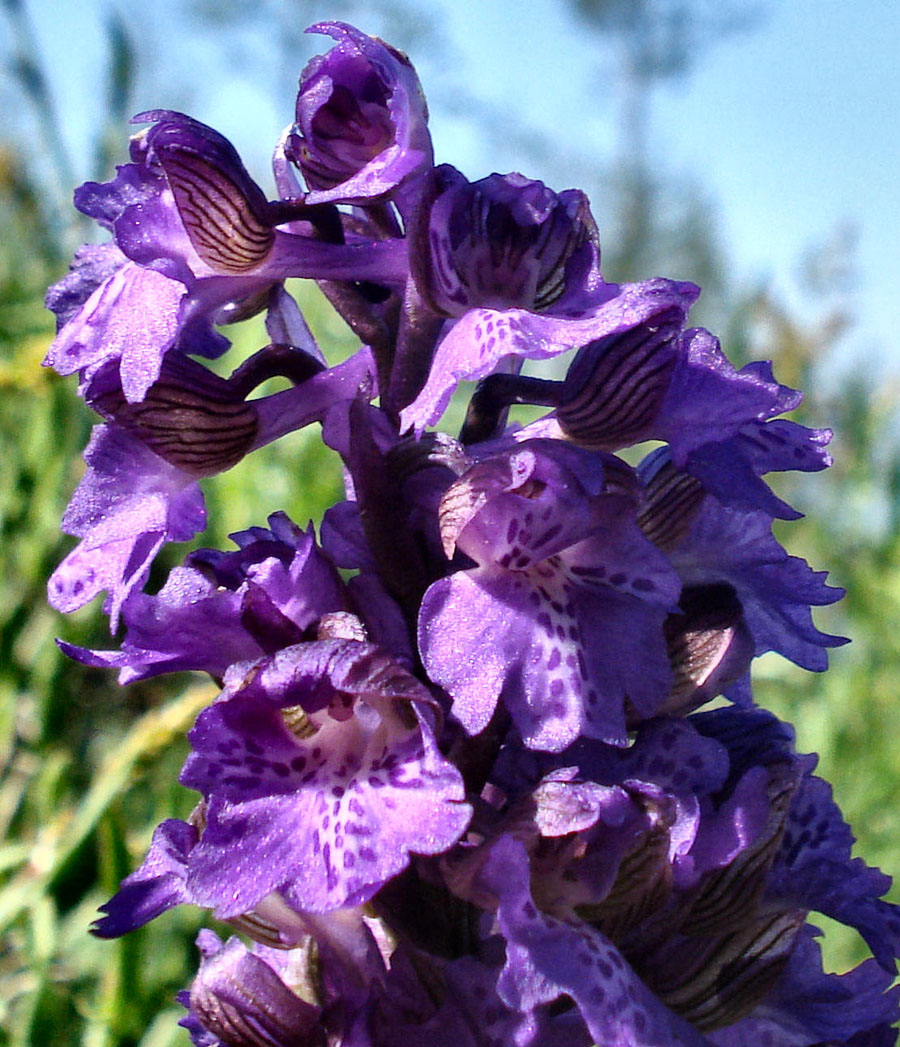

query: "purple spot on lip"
left=537, top=524, right=562, bottom=546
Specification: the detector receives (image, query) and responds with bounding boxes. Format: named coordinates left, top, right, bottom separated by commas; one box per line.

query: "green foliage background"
left=0, top=3, right=897, bottom=1044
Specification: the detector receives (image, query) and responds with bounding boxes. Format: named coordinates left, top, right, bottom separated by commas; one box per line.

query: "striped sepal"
left=636, top=459, right=705, bottom=553
left=558, top=310, right=681, bottom=450
left=647, top=906, right=804, bottom=1031
left=95, top=355, right=258, bottom=476
left=579, top=818, right=674, bottom=942
left=156, top=133, right=275, bottom=273
left=532, top=193, right=596, bottom=312
left=682, top=761, right=800, bottom=937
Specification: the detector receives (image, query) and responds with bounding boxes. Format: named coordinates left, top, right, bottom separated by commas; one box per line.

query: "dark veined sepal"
left=88, top=353, right=259, bottom=476
left=135, top=111, right=276, bottom=274
left=181, top=931, right=325, bottom=1047
left=558, top=307, right=683, bottom=450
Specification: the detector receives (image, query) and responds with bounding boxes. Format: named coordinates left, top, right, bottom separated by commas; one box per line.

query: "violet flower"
left=418, top=438, right=681, bottom=751
left=45, top=109, right=407, bottom=403
left=60, top=512, right=349, bottom=681
left=49, top=336, right=374, bottom=627
left=407, top=165, right=602, bottom=318
left=288, top=22, right=433, bottom=207
left=44, top=18, right=898, bottom=1047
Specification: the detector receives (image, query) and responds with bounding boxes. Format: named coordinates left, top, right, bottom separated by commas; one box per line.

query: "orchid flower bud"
left=409, top=164, right=600, bottom=317
left=288, top=22, right=433, bottom=205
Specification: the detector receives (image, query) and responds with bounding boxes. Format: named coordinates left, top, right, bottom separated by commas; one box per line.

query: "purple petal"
left=420, top=443, right=679, bottom=750
left=64, top=513, right=349, bottom=683
left=401, top=278, right=697, bottom=434
left=484, top=835, right=710, bottom=1047
left=709, top=928, right=899, bottom=1046
left=44, top=262, right=185, bottom=401
left=668, top=494, right=846, bottom=671
left=771, top=773, right=900, bottom=971
left=44, top=242, right=127, bottom=330
left=49, top=425, right=205, bottom=628
left=656, top=329, right=802, bottom=466
left=93, top=819, right=197, bottom=937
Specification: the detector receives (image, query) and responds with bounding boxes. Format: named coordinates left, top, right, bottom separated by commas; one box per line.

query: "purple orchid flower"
left=94, top=639, right=470, bottom=933
left=445, top=708, right=900, bottom=1046
left=418, top=439, right=681, bottom=751
left=50, top=341, right=374, bottom=628
left=60, top=512, right=349, bottom=680
left=44, top=18, right=898, bottom=1047
left=407, top=165, right=602, bottom=318
left=638, top=448, right=847, bottom=672
left=288, top=22, right=433, bottom=207
left=180, top=640, right=471, bottom=915
left=45, top=109, right=407, bottom=404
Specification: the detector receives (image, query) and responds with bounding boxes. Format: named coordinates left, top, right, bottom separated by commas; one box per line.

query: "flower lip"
left=178, top=640, right=471, bottom=915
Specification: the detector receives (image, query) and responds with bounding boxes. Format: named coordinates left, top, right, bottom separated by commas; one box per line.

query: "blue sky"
left=430, top=0, right=900, bottom=368
left=17, top=0, right=899, bottom=369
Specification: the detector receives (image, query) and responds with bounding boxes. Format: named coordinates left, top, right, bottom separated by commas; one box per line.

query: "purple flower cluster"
left=46, top=21, right=898, bottom=1047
